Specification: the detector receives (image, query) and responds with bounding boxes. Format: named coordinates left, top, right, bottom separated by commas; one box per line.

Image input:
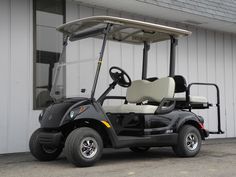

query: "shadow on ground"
left=1, top=138, right=236, bottom=168
left=0, top=147, right=177, bottom=168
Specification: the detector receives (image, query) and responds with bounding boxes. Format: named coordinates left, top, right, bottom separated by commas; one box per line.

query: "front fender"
left=60, top=101, right=118, bottom=147
left=40, top=98, right=88, bottom=128
left=60, top=101, right=106, bottom=126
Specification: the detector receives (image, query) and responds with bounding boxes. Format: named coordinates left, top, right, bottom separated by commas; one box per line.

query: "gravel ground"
left=0, top=138, right=236, bottom=177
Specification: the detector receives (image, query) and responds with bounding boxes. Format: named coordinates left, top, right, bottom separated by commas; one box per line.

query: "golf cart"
left=29, top=16, right=224, bottom=167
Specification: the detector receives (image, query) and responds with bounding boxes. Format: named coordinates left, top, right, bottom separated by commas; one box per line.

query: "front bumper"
left=38, top=131, right=63, bottom=147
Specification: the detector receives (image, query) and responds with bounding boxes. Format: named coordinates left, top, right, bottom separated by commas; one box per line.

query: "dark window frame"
left=33, top=0, right=66, bottom=110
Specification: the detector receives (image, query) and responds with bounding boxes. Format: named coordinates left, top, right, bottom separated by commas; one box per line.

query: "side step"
left=114, top=133, right=178, bottom=148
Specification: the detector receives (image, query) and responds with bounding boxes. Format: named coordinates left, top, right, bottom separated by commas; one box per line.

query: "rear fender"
left=176, top=113, right=206, bottom=140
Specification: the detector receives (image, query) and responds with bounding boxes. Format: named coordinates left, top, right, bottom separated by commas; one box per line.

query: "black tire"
left=65, top=127, right=103, bottom=167
left=130, top=147, right=150, bottom=153
left=173, top=125, right=202, bottom=157
left=29, top=128, right=63, bottom=161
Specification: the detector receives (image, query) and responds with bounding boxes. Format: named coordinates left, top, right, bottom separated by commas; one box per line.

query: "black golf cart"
left=29, top=16, right=224, bottom=167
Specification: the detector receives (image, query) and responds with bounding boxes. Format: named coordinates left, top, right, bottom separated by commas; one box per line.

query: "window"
left=33, top=0, right=65, bottom=109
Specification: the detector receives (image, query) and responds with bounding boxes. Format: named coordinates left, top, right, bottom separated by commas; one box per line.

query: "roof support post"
left=169, top=36, right=178, bottom=77
left=142, top=41, right=150, bottom=79
left=91, top=24, right=112, bottom=100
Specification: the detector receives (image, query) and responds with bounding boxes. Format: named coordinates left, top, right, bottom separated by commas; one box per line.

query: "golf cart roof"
left=57, top=16, right=191, bottom=44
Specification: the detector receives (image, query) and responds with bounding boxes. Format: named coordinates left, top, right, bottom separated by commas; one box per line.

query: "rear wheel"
left=130, top=147, right=150, bottom=153
left=65, top=127, right=103, bottom=167
left=173, top=125, right=201, bottom=157
left=29, top=129, right=62, bottom=161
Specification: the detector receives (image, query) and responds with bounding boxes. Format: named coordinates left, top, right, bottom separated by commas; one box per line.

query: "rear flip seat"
left=174, top=95, right=207, bottom=104
left=173, top=75, right=208, bottom=105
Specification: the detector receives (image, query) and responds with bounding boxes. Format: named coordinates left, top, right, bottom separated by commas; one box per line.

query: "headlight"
left=69, top=106, right=86, bottom=119
left=69, top=111, right=75, bottom=119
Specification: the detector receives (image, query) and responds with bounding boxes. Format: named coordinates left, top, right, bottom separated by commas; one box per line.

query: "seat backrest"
left=173, top=75, right=187, bottom=93
left=126, top=77, right=175, bottom=103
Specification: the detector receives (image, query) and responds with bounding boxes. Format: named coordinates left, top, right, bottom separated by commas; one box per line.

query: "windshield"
left=50, top=38, right=103, bottom=100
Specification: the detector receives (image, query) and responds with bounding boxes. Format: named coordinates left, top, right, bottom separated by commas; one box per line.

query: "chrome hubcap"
left=80, top=137, right=98, bottom=159
left=186, top=133, right=198, bottom=151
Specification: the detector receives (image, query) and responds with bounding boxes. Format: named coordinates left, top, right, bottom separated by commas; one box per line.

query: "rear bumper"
left=202, top=129, right=209, bottom=138
left=38, top=131, right=63, bottom=147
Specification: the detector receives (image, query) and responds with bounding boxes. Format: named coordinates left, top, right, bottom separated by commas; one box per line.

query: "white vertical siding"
left=224, top=33, right=234, bottom=137
left=0, top=0, right=40, bottom=154
left=0, top=0, right=11, bottom=154
left=8, top=0, right=30, bottom=152
left=67, top=2, right=236, bottom=138
left=233, top=36, right=236, bottom=136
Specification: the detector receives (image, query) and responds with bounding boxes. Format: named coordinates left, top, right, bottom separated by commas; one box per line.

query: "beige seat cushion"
left=126, top=78, right=175, bottom=103
left=103, top=104, right=158, bottom=114
left=103, top=77, right=175, bottom=114
left=174, top=95, right=207, bottom=103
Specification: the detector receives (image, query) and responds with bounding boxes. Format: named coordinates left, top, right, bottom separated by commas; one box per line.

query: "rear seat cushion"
left=174, top=95, right=207, bottom=103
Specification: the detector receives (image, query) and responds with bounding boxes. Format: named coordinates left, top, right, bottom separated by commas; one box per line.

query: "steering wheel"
left=109, top=66, right=131, bottom=87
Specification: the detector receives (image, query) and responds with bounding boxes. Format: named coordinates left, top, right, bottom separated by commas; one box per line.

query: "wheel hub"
left=186, top=133, right=198, bottom=151
left=80, top=137, right=98, bottom=159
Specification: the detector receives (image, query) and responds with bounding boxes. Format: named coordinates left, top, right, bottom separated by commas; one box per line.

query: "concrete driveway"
left=0, top=138, right=236, bottom=177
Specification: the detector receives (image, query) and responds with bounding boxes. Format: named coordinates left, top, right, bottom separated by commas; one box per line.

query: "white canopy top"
left=57, top=16, right=191, bottom=44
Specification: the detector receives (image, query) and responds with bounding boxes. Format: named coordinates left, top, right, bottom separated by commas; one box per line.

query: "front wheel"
left=65, top=127, right=103, bottom=167
left=173, top=125, right=202, bottom=157
left=29, top=129, right=63, bottom=161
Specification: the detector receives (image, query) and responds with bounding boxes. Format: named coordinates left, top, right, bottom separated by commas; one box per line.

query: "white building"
left=0, top=0, right=236, bottom=154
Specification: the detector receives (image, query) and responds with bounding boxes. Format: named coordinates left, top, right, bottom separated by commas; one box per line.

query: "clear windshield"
left=50, top=38, right=102, bottom=100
